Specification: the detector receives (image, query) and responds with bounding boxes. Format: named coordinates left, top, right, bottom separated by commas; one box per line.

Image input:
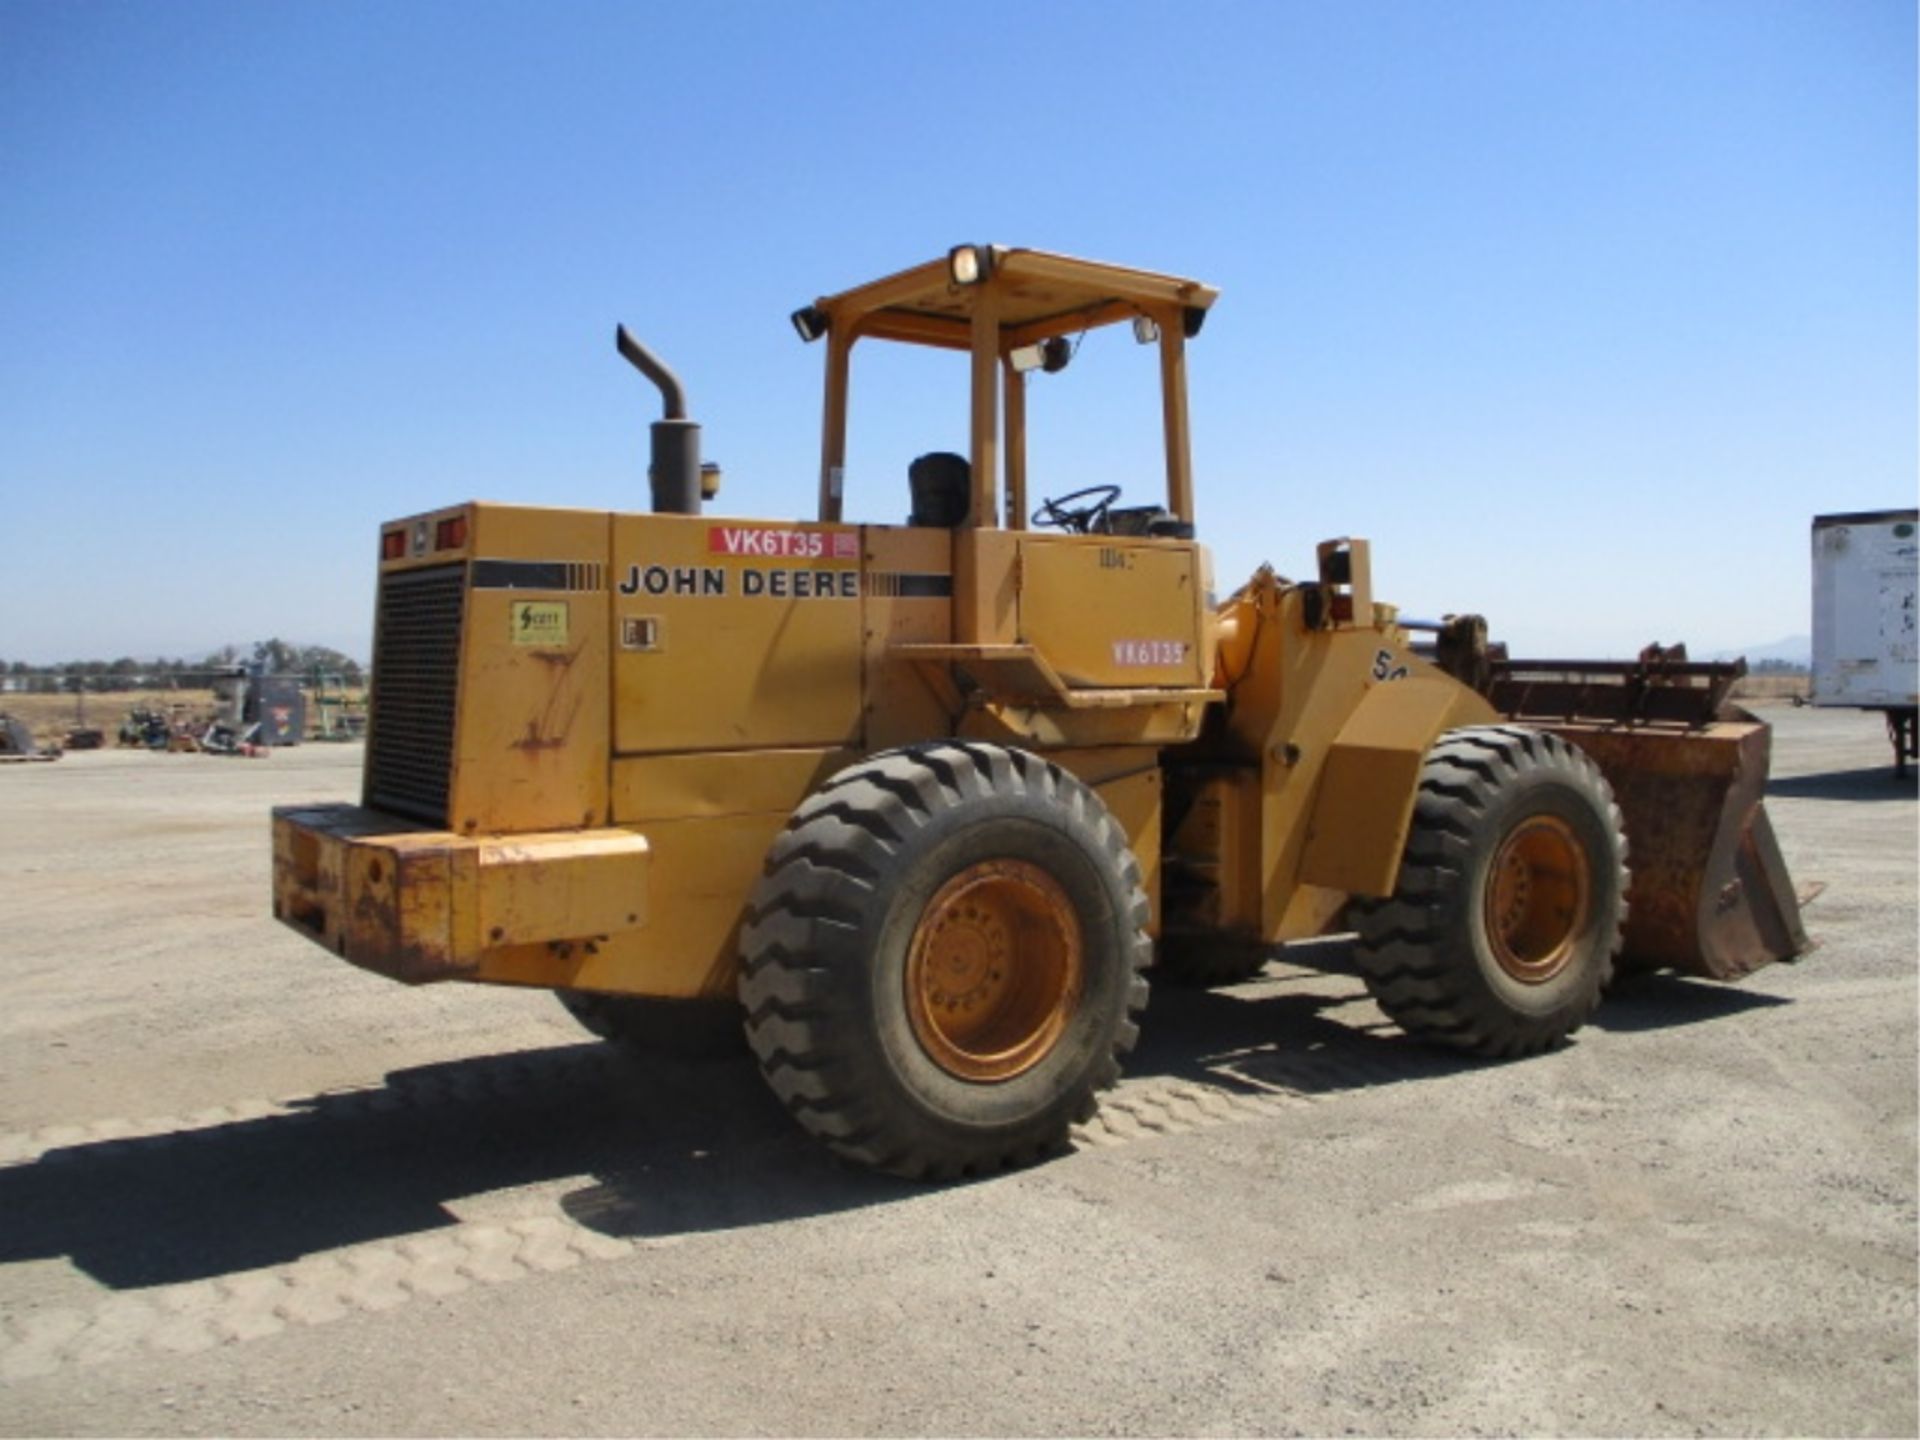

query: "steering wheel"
left=1032, top=484, right=1122, bottom=534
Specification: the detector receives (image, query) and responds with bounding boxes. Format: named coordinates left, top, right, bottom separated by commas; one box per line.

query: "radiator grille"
left=366, top=564, right=465, bottom=825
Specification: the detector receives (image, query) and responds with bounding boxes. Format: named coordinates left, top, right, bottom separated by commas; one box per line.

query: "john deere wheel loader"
left=272, top=246, right=1808, bottom=1179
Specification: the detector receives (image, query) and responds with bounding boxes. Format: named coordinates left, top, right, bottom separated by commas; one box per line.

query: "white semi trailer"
left=1811, top=509, right=1919, bottom=777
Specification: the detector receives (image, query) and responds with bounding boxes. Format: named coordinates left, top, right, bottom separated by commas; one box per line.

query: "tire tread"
left=1351, top=725, right=1628, bottom=1058
left=739, top=743, right=1150, bottom=1178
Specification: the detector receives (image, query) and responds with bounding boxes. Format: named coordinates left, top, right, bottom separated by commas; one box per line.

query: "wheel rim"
left=906, top=859, right=1083, bottom=1082
left=1484, top=815, right=1591, bottom=983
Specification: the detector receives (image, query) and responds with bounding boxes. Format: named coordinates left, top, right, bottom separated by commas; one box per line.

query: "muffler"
left=616, top=325, right=702, bottom=515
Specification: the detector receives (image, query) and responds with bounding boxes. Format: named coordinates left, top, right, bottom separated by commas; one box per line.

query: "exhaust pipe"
left=616, top=325, right=701, bottom=515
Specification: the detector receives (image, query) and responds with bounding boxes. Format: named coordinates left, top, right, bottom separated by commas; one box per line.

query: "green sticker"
left=510, top=600, right=568, bottom=646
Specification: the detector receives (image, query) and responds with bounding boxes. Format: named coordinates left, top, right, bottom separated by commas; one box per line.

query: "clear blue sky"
left=2, top=0, right=1913, bottom=663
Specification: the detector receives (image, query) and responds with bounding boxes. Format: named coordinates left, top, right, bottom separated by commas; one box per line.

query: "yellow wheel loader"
left=272, top=246, right=1808, bottom=1178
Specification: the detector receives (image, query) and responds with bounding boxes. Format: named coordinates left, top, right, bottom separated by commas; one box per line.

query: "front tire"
left=1351, top=725, right=1627, bottom=1057
left=739, top=742, right=1151, bottom=1179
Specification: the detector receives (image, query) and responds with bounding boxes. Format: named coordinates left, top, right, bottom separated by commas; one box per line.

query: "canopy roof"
left=810, top=247, right=1220, bottom=351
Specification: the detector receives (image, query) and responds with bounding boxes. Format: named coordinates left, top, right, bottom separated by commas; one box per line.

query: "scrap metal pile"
left=0, top=714, right=59, bottom=763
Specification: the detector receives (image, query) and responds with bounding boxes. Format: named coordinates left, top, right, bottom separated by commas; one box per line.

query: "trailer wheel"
left=553, top=990, right=747, bottom=1061
left=1351, top=725, right=1627, bottom=1057
left=739, top=742, right=1150, bottom=1179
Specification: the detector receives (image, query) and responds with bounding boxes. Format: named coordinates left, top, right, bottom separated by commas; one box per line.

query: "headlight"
left=790, top=306, right=828, bottom=343
left=948, top=244, right=990, bottom=286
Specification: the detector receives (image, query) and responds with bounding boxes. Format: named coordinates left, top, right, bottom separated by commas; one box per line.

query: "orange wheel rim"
left=1484, top=815, right=1591, bottom=984
left=905, top=859, right=1083, bottom=1082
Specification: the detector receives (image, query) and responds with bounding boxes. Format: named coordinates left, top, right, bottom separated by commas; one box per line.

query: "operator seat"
left=908, top=452, right=970, bottom=528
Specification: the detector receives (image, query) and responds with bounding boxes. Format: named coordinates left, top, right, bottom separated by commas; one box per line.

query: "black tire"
left=1153, top=935, right=1272, bottom=987
left=553, top=990, right=747, bottom=1061
left=1351, top=725, right=1627, bottom=1057
left=739, top=741, right=1151, bottom=1179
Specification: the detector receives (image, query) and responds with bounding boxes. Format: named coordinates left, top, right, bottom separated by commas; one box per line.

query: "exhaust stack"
left=616, top=325, right=701, bottom=515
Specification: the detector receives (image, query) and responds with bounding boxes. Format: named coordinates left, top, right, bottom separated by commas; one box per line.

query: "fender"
left=1297, top=675, right=1498, bottom=898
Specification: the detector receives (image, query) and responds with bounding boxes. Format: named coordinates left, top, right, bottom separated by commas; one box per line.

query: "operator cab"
left=791, top=246, right=1222, bottom=725
left=793, top=245, right=1217, bottom=537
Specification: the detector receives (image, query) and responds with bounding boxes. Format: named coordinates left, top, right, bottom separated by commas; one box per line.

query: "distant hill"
left=1708, top=634, right=1811, bottom=667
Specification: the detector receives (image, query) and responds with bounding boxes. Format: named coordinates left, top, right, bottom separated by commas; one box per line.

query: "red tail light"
left=435, top=515, right=469, bottom=550
left=380, top=530, right=406, bottom=560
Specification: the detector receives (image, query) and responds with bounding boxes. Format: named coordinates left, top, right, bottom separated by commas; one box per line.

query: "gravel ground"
left=0, top=703, right=1912, bottom=1436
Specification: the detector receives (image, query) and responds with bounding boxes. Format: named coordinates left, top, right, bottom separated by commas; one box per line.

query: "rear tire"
left=554, top=990, right=746, bottom=1061
left=739, top=742, right=1151, bottom=1179
left=1351, top=725, right=1627, bottom=1057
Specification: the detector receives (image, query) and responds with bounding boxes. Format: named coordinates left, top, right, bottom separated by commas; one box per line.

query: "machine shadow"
left=1769, top=767, right=1918, bottom=802
left=0, top=951, right=1791, bottom=1289
left=1122, top=951, right=1473, bottom=1098
left=0, top=1043, right=876, bottom=1292
left=1591, top=970, right=1793, bottom=1032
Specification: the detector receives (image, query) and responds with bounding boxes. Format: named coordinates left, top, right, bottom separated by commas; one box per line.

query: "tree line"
left=0, top=640, right=365, bottom=692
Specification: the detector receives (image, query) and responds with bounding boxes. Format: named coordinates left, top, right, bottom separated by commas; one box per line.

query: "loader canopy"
left=794, top=246, right=1219, bottom=535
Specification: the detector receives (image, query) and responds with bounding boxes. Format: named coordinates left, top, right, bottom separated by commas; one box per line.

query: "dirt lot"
left=1730, top=674, right=1812, bottom=701
left=0, top=704, right=1912, bottom=1436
